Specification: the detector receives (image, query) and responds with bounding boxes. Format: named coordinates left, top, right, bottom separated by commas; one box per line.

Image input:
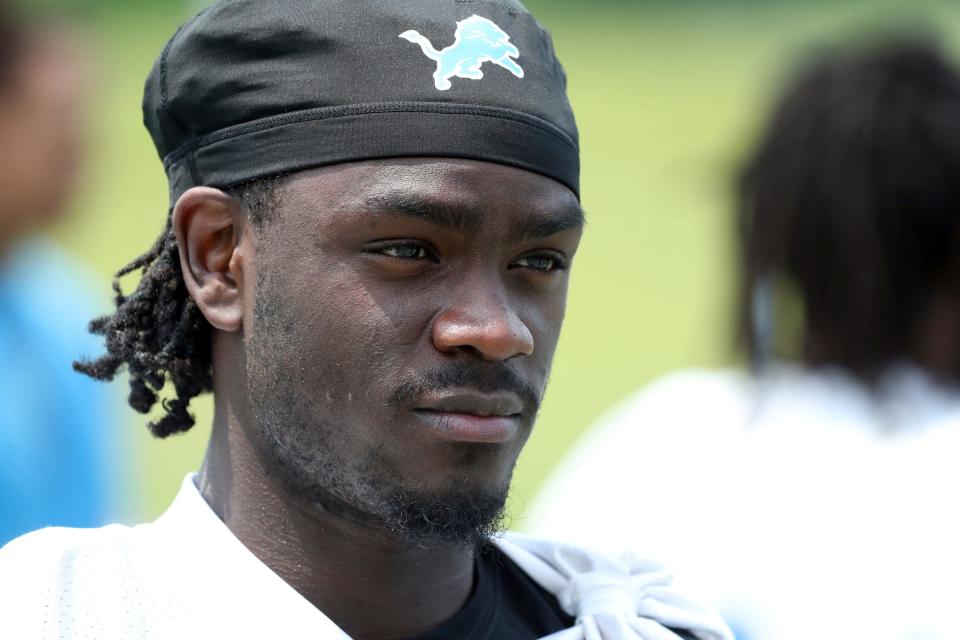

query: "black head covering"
left=143, top=0, right=580, bottom=205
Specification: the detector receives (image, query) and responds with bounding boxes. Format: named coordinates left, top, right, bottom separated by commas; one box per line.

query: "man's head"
left=0, top=9, right=86, bottom=245
left=77, top=0, right=581, bottom=546
left=737, top=37, right=960, bottom=380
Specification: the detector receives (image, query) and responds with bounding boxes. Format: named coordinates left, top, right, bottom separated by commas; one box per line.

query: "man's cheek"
left=303, top=330, right=399, bottom=406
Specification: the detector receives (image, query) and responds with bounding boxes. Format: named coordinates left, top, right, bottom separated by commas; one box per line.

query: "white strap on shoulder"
left=494, top=532, right=733, bottom=640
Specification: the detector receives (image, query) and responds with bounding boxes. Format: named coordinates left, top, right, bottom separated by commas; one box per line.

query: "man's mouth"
left=412, top=391, right=524, bottom=443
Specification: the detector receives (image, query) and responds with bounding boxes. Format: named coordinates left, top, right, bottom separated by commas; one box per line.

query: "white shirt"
left=526, top=365, right=960, bottom=640
left=0, top=474, right=731, bottom=640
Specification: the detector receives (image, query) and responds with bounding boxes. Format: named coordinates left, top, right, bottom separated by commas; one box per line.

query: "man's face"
left=242, top=158, right=583, bottom=546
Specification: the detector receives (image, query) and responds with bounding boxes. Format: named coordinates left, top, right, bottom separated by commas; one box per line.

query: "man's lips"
left=415, top=391, right=525, bottom=416
left=412, top=391, right=525, bottom=443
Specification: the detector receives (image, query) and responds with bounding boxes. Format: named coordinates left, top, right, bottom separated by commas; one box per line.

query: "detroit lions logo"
left=399, top=15, right=524, bottom=91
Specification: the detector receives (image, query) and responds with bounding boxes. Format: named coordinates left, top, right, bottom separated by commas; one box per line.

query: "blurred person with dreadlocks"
left=528, top=37, right=960, bottom=640
left=0, top=2, right=731, bottom=639
left=0, top=4, right=125, bottom=546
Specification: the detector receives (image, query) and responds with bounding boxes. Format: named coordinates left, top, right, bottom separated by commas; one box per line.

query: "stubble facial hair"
left=243, top=269, right=520, bottom=548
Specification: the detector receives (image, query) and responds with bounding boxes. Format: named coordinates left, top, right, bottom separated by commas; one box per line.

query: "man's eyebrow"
left=358, top=193, right=585, bottom=240
left=510, top=203, right=585, bottom=241
left=359, top=193, right=483, bottom=234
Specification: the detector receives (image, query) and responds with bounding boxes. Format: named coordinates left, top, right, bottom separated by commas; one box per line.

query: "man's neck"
left=197, top=399, right=475, bottom=640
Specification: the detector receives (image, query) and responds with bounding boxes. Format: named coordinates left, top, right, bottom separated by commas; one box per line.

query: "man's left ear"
left=171, top=186, right=248, bottom=332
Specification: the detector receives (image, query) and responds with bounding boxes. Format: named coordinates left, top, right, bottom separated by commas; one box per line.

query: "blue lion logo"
left=399, top=15, right=525, bottom=91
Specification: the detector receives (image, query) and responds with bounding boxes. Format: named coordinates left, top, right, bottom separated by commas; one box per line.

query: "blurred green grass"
left=49, top=0, right=960, bottom=523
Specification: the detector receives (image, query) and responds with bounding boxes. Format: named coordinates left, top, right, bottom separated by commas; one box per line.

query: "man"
left=0, top=2, right=730, bottom=639
left=0, top=3, right=125, bottom=546
left=528, top=37, right=960, bottom=639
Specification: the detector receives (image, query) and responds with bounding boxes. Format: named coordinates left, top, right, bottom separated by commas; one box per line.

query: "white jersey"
left=527, top=364, right=960, bottom=640
left=0, top=475, right=731, bottom=640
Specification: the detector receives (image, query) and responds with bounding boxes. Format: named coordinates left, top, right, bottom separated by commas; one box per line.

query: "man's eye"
left=513, top=254, right=566, bottom=272
left=379, top=244, right=431, bottom=260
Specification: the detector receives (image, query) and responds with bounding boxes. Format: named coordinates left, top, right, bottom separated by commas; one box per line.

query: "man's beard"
left=243, top=279, right=534, bottom=548
left=252, top=414, right=511, bottom=548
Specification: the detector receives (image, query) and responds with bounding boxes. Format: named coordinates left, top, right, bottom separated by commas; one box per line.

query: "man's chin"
left=381, top=485, right=509, bottom=549
left=287, top=473, right=509, bottom=549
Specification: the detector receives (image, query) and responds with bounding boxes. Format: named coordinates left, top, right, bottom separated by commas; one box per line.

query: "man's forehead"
left=280, top=158, right=584, bottom=226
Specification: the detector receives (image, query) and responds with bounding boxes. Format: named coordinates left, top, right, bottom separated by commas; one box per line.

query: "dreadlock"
left=74, top=175, right=288, bottom=438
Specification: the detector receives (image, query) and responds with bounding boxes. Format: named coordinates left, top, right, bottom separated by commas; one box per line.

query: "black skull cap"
left=143, top=0, right=580, bottom=205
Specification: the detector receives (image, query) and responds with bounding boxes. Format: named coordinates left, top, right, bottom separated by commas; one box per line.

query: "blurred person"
left=0, top=6, right=124, bottom=545
left=0, top=2, right=731, bottom=639
left=528, top=37, right=960, bottom=640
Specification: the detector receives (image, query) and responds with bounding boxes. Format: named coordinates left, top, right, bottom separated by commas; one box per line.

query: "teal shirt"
left=0, top=239, right=124, bottom=546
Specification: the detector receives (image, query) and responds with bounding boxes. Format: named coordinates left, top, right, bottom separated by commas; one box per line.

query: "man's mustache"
left=389, top=363, right=541, bottom=415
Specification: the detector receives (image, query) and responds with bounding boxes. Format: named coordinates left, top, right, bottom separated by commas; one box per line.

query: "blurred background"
left=4, top=1, right=960, bottom=637
left=5, top=0, right=959, bottom=527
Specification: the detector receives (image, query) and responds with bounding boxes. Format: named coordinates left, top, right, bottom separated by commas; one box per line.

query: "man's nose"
left=431, top=292, right=534, bottom=361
